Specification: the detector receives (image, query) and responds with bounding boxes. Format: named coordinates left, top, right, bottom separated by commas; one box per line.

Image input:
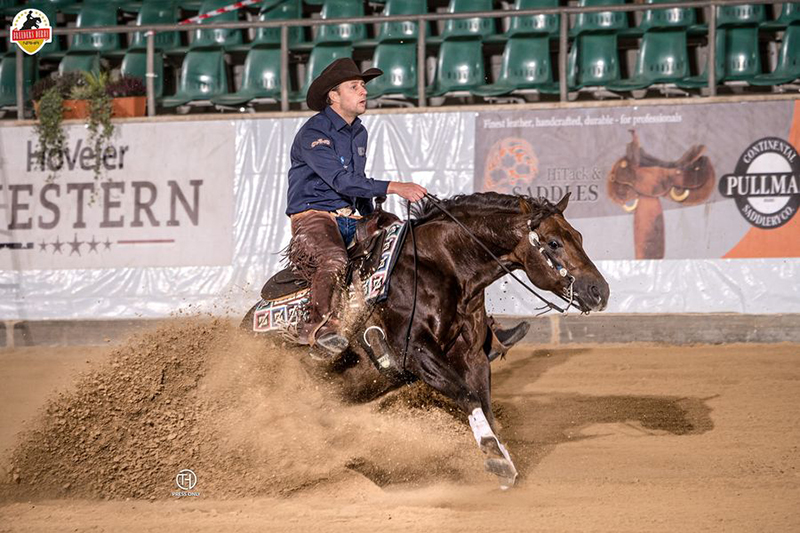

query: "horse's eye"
left=549, top=240, right=560, bottom=250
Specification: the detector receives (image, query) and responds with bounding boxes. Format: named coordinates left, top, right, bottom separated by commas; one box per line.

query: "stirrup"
left=308, top=315, right=349, bottom=359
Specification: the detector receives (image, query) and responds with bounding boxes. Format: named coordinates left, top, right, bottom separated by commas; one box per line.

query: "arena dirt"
left=1, top=319, right=480, bottom=501
left=1, top=321, right=798, bottom=532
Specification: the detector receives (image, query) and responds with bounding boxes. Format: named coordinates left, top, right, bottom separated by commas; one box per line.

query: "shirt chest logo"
left=357, top=146, right=366, bottom=157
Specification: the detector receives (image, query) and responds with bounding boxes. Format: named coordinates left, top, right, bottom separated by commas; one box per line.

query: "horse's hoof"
left=480, top=436, right=518, bottom=488
left=484, top=458, right=518, bottom=488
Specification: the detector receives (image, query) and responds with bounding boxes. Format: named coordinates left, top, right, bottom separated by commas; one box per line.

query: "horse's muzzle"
left=573, top=276, right=610, bottom=312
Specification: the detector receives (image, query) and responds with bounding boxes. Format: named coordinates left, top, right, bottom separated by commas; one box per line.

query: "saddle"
left=260, top=206, right=403, bottom=302
left=607, top=130, right=715, bottom=206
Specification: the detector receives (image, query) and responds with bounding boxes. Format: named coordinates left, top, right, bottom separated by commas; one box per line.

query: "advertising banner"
left=474, top=101, right=800, bottom=261
left=0, top=121, right=235, bottom=270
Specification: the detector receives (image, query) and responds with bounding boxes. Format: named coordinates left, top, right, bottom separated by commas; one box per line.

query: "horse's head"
left=512, top=193, right=609, bottom=313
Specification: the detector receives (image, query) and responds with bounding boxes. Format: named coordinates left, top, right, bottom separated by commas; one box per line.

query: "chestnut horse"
left=308, top=191, right=610, bottom=489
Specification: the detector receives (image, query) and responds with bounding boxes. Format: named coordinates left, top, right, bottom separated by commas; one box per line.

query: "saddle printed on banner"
left=10, top=9, right=52, bottom=55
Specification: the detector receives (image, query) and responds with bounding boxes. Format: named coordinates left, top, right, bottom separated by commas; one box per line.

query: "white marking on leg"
left=468, top=407, right=494, bottom=445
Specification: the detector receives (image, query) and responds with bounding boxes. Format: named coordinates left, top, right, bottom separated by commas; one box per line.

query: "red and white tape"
left=178, top=0, right=263, bottom=25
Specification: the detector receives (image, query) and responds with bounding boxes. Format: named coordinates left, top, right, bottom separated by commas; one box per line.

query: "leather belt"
left=334, top=207, right=358, bottom=218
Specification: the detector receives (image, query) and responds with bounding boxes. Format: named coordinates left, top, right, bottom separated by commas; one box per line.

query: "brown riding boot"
left=289, top=210, right=351, bottom=359
left=485, top=316, right=530, bottom=362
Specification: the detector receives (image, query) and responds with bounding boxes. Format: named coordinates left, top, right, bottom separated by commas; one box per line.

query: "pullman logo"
left=719, top=137, right=800, bottom=229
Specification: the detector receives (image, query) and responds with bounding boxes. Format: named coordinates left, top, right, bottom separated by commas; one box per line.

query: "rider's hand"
left=387, top=182, right=427, bottom=202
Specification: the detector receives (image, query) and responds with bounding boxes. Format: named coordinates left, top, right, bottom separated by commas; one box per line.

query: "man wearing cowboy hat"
left=286, top=57, right=427, bottom=356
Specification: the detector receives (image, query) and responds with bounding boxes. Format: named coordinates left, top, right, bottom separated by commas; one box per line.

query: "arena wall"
left=1, top=96, right=799, bottom=327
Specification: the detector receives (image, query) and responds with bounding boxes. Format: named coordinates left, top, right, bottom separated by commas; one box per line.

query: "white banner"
left=0, top=121, right=234, bottom=270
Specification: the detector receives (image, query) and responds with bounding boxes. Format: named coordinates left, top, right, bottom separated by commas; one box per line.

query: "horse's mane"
left=411, top=191, right=560, bottom=224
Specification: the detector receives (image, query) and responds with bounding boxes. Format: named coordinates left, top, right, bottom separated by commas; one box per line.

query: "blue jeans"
left=336, top=216, right=358, bottom=247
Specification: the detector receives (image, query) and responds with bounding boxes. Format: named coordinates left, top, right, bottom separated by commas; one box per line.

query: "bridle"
left=401, top=193, right=581, bottom=371
left=423, top=194, right=580, bottom=315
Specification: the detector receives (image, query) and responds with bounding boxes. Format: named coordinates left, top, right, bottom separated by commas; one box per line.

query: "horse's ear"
left=518, top=196, right=532, bottom=214
left=555, top=192, right=571, bottom=213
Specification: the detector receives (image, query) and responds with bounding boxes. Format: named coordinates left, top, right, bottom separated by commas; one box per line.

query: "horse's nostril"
left=589, top=285, right=601, bottom=300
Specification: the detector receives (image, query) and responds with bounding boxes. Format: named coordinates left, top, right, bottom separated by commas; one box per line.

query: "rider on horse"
left=286, top=58, right=530, bottom=361
left=286, top=58, right=427, bottom=356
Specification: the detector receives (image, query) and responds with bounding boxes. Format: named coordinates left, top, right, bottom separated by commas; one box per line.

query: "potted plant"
left=32, top=72, right=146, bottom=180
left=106, top=75, right=146, bottom=118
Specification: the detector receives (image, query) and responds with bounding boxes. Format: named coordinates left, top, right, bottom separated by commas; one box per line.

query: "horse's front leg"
left=405, top=331, right=518, bottom=489
left=461, top=334, right=519, bottom=490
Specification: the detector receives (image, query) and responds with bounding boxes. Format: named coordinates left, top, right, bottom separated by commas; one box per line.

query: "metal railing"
left=1, top=0, right=793, bottom=119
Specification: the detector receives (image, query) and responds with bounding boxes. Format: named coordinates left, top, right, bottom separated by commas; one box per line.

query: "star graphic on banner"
left=39, top=240, right=48, bottom=252
left=87, top=236, right=100, bottom=253
left=68, top=234, right=84, bottom=256
left=103, top=237, right=112, bottom=251
left=51, top=237, right=64, bottom=254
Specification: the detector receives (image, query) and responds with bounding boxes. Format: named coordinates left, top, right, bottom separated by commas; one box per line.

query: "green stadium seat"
left=0, top=52, right=37, bottom=108
left=211, top=46, right=282, bottom=105
left=58, top=52, right=100, bottom=74
left=129, top=1, right=181, bottom=51
left=315, top=0, right=367, bottom=44
left=571, top=0, right=628, bottom=36
left=290, top=43, right=353, bottom=103
left=507, top=0, right=559, bottom=37
left=676, top=28, right=725, bottom=89
left=472, top=35, right=552, bottom=96
left=69, top=3, right=121, bottom=53
left=427, top=38, right=485, bottom=97
left=162, top=48, right=228, bottom=107
left=378, top=0, right=428, bottom=42
left=718, top=26, right=762, bottom=82
left=191, top=0, right=243, bottom=50
left=636, top=0, right=696, bottom=33
left=570, top=32, right=620, bottom=89
left=751, top=22, right=800, bottom=85
left=717, top=3, right=767, bottom=26
left=252, top=0, right=304, bottom=47
left=606, top=29, right=690, bottom=91
left=121, top=49, right=164, bottom=98
left=441, top=0, right=496, bottom=39
left=367, top=41, right=417, bottom=98
left=762, top=3, right=800, bottom=31
left=679, top=3, right=767, bottom=89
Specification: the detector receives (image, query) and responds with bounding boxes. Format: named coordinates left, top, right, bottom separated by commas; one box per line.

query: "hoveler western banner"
left=475, top=100, right=800, bottom=260
left=0, top=121, right=234, bottom=270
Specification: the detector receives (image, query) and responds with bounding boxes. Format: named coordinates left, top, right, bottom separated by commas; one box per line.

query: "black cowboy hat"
left=306, top=58, right=382, bottom=112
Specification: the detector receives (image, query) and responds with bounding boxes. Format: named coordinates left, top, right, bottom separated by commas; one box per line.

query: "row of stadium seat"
left=4, top=20, right=792, bottom=110
left=1, top=1, right=798, bottom=112
left=6, top=0, right=800, bottom=57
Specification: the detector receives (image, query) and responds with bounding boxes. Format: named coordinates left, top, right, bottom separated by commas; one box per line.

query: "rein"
left=401, top=200, right=418, bottom=372
left=399, top=193, right=580, bottom=373
left=421, top=193, right=578, bottom=315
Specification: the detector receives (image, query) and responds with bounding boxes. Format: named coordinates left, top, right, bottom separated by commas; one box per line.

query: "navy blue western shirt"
left=286, top=106, right=390, bottom=216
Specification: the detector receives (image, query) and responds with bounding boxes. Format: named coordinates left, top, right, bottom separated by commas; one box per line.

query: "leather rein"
left=401, top=193, right=579, bottom=371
